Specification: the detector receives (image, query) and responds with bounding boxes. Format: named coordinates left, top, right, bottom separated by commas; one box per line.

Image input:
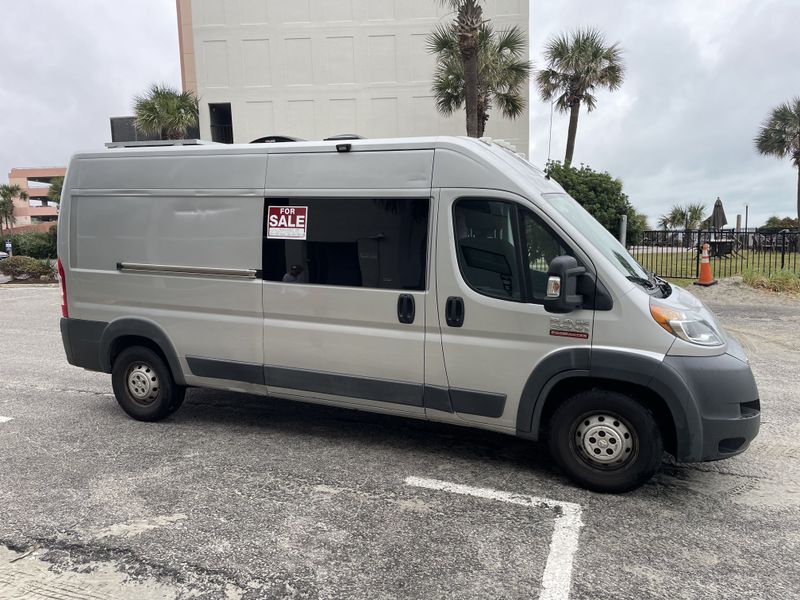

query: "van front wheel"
left=548, top=390, right=663, bottom=493
left=111, top=346, right=185, bottom=421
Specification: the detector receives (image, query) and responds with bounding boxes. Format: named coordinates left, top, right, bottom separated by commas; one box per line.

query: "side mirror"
left=544, top=256, right=586, bottom=314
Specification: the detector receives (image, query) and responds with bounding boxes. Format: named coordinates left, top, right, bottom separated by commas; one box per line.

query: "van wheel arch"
left=538, top=377, right=678, bottom=458
left=99, top=319, right=186, bottom=385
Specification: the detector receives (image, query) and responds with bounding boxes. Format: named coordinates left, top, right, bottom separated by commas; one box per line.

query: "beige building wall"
left=4, top=167, right=64, bottom=232
left=180, top=0, right=529, bottom=153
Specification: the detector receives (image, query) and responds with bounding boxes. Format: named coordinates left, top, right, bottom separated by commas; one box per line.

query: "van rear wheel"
left=548, top=390, right=663, bottom=493
left=111, top=346, right=185, bottom=421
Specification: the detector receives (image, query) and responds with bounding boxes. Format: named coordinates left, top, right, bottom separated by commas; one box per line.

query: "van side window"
left=263, top=198, right=429, bottom=291
left=453, top=199, right=572, bottom=304
left=453, top=199, right=523, bottom=301
left=520, top=208, right=573, bottom=302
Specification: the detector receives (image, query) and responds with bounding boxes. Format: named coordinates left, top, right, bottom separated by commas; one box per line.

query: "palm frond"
left=755, top=97, right=800, bottom=164
left=536, top=26, right=625, bottom=112
left=134, top=83, right=199, bottom=139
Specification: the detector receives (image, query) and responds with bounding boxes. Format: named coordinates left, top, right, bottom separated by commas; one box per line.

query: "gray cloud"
left=0, top=0, right=180, bottom=181
left=531, top=0, right=800, bottom=227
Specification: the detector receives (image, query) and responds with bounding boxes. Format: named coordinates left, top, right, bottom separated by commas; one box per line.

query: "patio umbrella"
left=711, top=197, right=728, bottom=229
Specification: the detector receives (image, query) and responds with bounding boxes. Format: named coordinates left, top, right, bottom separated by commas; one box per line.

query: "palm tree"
left=755, top=97, right=800, bottom=219
left=437, top=1, right=485, bottom=137
left=537, top=28, right=625, bottom=166
left=0, top=184, right=28, bottom=234
left=429, top=22, right=531, bottom=137
left=134, top=84, right=199, bottom=140
left=658, top=203, right=708, bottom=230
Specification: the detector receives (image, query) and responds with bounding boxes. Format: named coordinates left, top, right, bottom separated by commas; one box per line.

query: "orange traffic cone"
left=694, top=243, right=717, bottom=286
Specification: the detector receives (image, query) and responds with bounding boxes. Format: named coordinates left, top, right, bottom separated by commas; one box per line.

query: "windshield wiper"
left=626, top=275, right=656, bottom=290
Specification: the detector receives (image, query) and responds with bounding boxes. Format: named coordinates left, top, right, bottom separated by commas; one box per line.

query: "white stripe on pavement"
left=0, top=417, right=13, bottom=424
left=405, top=476, right=584, bottom=600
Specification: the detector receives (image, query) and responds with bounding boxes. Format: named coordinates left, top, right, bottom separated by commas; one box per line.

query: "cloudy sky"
left=1, top=0, right=798, bottom=226
left=531, top=0, right=800, bottom=226
left=0, top=1, right=181, bottom=185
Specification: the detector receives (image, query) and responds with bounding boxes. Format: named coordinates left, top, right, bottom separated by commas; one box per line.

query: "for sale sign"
left=267, top=206, right=308, bottom=240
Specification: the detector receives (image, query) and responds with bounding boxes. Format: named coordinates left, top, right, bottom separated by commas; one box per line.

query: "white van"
left=57, top=137, right=760, bottom=492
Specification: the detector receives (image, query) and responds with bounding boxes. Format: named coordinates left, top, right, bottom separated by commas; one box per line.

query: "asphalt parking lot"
left=1, top=284, right=799, bottom=599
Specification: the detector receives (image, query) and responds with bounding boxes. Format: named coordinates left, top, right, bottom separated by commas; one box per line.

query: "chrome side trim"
left=117, top=262, right=257, bottom=279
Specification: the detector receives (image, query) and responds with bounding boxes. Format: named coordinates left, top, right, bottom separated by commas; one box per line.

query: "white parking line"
left=0, top=417, right=13, bottom=424
left=405, top=477, right=583, bottom=600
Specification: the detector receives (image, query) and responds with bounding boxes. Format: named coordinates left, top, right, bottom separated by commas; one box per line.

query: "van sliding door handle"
left=445, top=296, right=464, bottom=328
left=397, top=294, right=415, bottom=324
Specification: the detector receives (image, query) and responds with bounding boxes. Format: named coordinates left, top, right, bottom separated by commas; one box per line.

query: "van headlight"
left=649, top=298, right=724, bottom=346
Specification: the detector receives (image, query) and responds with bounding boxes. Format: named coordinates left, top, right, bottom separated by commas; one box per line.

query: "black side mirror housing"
left=544, top=256, right=586, bottom=314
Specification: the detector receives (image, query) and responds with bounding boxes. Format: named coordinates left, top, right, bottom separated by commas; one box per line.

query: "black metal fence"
left=628, top=229, right=800, bottom=279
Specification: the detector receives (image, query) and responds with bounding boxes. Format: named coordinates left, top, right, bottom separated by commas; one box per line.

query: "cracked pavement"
left=0, top=283, right=798, bottom=599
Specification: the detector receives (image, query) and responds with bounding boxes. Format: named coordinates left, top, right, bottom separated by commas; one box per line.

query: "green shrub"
left=0, top=255, right=53, bottom=280
left=37, top=258, right=56, bottom=279
left=742, top=269, right=800, bottom=293
left=0, top=225, right=58, bottom=259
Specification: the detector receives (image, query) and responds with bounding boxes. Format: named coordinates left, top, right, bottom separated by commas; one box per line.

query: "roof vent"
left=324, top=134, right=365, bottom=141
left=250, top=135, right=305, bottom=144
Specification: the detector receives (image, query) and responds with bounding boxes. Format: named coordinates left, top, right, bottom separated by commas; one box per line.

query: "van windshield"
left=543, top=192, right=650, bottom=281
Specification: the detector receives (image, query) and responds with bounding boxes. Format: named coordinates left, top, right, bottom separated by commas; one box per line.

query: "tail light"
left=57, top=257, right=68, bottom=317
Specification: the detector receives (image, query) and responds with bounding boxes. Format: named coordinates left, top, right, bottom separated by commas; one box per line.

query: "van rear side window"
left=262, top=198, right=429, bottom=290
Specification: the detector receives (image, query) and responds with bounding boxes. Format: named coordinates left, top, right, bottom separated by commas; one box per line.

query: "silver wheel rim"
left=126, top=363, right=160, bottom=404
left=574, top=413, right=635, bottom=468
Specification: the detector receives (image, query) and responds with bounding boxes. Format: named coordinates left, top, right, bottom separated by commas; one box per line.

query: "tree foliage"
left=48, top=176, right=64, bottom=204
left=545, top=161, right=647, bottom=244
left=763, top=216, right=799, bottom=229
left=537, top=28, right=625, bottom=166
left=428, top=21, right=531, bottom=137
left=755, top=97, right=800, bottom=219
left=134, top=84, right=199, bottom=140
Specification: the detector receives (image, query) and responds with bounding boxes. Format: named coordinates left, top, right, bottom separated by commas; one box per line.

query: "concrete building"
left=176, top=0, right=529, bottom=152
left=2, top=167, right=64, bottom=234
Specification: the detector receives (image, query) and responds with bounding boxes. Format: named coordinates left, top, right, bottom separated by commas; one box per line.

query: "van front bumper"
left=661, top=342, right=760, bottom=462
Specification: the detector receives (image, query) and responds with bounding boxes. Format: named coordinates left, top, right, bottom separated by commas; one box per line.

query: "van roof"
left=70, top=136, right=563, bottom=196
left=85, top=136, right=502, bottom=157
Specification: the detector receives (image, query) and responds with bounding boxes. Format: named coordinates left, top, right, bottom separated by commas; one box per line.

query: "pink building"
left=3, top=167, right=65, bottom=234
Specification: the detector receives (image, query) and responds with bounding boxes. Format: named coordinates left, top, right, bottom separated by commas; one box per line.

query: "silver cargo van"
left=57, top=137, right=760, bottom=492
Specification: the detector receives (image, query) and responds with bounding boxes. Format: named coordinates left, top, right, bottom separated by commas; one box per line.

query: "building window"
left=454, top=198, right=571, bottom=304
left=209, top=103, right=234, bottom=143
left=263, top=198, right=429, bottom=291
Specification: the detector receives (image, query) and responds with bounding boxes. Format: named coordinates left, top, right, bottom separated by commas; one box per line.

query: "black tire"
left=547, top=389, right=663, bottom=493
left=111, top=346, right=185, bottom=422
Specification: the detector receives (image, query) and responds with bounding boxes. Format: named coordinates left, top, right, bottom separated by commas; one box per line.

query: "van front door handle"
left=397, top=294, right=415, bottom=324
left=445, top=296, right=464, bottom=328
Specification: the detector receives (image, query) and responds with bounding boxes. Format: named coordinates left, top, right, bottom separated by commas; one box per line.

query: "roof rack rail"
left=104, top=139, right=217, bottom=149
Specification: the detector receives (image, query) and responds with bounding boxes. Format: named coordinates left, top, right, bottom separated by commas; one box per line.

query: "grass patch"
left=664, top=278, right=694, bottom=288
left=742, top=269, right=800, bottom=293
left=631, top=249, right=800, bottom=280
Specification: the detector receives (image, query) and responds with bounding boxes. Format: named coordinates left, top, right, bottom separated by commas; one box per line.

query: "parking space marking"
left=405, top=477, right=583, bottom=600
left=0, top=417, right=13, bottom=424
